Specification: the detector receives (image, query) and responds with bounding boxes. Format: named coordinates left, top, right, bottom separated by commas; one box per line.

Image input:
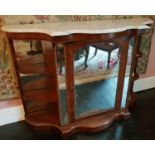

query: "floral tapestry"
left=0, top=16, right=19, bottom=100
left=0, top=15, right=154, bottom=100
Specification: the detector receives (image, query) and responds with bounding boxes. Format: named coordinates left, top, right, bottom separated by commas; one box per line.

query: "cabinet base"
left=25, top=109, right=131, bottom=138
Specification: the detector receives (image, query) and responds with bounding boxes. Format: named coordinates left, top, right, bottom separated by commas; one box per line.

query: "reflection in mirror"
left=56, top=44, right=68, bottom=125
left=121, top=37, right=135, bottom=108
left=13, top=40, right=43, bottom=60
left=73, top=43, right=120, bottom=118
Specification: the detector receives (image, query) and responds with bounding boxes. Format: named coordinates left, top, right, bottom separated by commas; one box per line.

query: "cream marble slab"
left=1, top=18, right=153, bottom=36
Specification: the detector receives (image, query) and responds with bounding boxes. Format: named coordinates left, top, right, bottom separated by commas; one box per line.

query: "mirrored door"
left=73, top=42, right=121, bottom=118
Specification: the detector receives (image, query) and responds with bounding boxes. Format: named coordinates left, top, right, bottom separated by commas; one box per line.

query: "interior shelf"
left=25, top=107, right=60, bottom=126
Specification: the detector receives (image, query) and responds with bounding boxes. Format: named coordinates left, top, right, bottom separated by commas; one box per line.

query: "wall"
left=140, top=31, right=155, bottom=78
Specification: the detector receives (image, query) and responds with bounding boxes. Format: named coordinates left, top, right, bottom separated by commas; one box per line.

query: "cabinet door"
left=61, top=33, right=131, bottom=121
left=73, top=43, right=120, bottom=118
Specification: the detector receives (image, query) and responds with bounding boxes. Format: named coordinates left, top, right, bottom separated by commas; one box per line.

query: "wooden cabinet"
left=2, top=18, right=153, bottom=137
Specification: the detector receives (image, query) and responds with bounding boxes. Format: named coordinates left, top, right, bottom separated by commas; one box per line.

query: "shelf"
left=25, top=107, right=60, bottom=126
left=23, top=88, right=55, bottom=103
left=17, top=63, right=47, bottom=74
left=21, top=75, right=49, bottom=91
left=17, top=54, right=44, bottom=66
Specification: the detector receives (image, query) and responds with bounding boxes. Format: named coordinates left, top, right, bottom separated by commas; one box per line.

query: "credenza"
left=2, top=18, right=153, bottom=137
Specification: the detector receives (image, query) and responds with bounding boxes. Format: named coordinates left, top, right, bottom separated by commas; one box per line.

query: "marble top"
left=1, top=18, right=153, bottom=36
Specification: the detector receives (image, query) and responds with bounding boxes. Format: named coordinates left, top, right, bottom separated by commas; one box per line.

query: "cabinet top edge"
left=1, top=18, right=153, bottom=37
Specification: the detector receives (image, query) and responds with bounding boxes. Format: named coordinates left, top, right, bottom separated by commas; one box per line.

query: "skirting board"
left=133, top=76, right=155, bottom=92
left=0, top=105, right=25, bottom=126
left=0, top=76, right=155, bottom=126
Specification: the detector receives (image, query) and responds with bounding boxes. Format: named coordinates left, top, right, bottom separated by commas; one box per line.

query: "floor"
left=0, top=88, right=155, bottom=140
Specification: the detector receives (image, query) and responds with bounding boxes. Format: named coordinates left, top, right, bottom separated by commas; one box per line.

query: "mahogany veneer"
left=2, top=18, right=153, bottom=137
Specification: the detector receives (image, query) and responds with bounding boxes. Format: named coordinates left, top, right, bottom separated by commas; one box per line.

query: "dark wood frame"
left=6, top=29, right=144, bottom=137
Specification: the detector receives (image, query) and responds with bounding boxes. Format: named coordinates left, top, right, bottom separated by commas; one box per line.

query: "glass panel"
left=121, top=37, right=135, bottom=108
left=56, top=44, right=68, bottom=125
left=73, top=43, right=120, bottom=118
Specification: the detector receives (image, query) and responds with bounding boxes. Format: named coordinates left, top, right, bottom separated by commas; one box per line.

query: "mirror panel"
left=73, top=43, right=120, bottom=118
left=56, top=44, right=68, bottom=125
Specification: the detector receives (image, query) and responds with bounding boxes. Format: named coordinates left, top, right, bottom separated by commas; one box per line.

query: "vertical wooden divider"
left=64, top=45, right=75, bottom=123
left=115, top=37, right=129, bottom=110
left=41, top=41, right=61, bottom=125
left=125, top=29, right=145, bottom=109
